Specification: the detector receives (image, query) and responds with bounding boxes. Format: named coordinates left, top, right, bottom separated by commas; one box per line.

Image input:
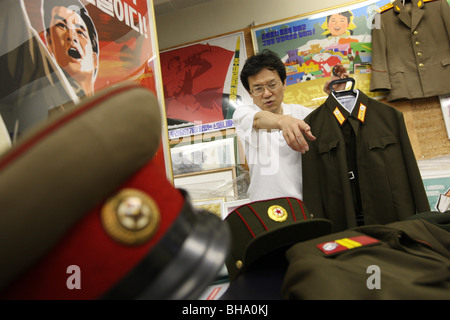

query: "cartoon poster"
left=423, top=176, right=450, bottom=212
left=0, top=0, right=171, bottom=174
left=160, top=32, right=251, bottom=126
left=251, top=0, right=391, bottom=108
left=419, top=154, right=450, bottom=212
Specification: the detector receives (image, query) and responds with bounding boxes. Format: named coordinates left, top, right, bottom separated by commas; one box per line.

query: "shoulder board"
left=377, top=2, right=393, bottom=13
left=316, top=236, right=381, bottom=255
left=423, top=0, right=437, bottom=2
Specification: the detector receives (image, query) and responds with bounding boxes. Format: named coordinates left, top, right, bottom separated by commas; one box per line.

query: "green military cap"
left=224, top=197, right=333, bottom=281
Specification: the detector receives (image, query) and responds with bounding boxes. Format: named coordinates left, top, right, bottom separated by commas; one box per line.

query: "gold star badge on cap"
left=101, top=188, right=160, bottom=245
left=268, top=205, right=288, bottom=222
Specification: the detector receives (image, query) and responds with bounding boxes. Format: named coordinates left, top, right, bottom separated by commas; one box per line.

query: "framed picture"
left=420, top=168, right=450, bottom=213
left=250, top=0, right=391, bottom=108
left=171, top=137, right=237, bottom=175
left=174, top=166, right=238, bottom=201
left=422, top=174, right=450, bottom=213
left=193, top=198, right=226, bottom=220
left=160, top=31, right=251, bottom=126
left=419, top=156, right=450, bottom=212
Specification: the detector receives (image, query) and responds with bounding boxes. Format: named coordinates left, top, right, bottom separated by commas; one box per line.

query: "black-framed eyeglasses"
left=250, top=80, right=281, bottom=96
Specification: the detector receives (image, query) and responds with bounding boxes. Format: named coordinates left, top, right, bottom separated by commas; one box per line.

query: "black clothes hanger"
left=329, top=65, right=357, bottom=98
left=329, top=77, right=357, bottom=98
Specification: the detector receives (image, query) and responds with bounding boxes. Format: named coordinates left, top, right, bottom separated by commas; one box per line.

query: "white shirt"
left=233, top=103, right=312, bottom=202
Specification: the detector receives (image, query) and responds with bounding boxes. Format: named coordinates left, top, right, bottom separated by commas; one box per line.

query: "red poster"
left=161, top=44, right=234, bottom=124
left=23, top=0, right=157, bottom=95
left=0, top=0, right=169, bottom=173
left=160, top=32, right=250, bottom=126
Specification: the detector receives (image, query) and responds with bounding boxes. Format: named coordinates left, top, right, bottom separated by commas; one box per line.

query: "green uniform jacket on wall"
left=302, top=90, right=430, bottom=232
left=370, top=0, right=450, bottom=101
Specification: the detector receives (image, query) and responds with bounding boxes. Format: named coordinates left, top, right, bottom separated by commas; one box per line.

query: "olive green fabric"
left=405, top=211, right=450, bottom=232
left=224, top=197, right=333, bottom=281
left=282, top=219, right=450, bottom=299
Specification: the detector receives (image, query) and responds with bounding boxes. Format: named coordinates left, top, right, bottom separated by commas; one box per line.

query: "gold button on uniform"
left=413, top=30, right=419, bottom=35
left=415, top=41, right=420, bottom=46
left=417, top=52, right=422, bottom=57
left=419, top=63, right=424, bottom=67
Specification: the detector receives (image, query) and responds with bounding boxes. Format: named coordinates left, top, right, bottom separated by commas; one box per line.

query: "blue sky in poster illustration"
left=168, top=119, right=235, bottom=139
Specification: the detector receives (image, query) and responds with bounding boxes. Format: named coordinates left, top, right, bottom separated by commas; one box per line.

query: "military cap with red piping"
left=0, top=82, right=229, bottom=299
left=224, top=197, right=332, bottom=281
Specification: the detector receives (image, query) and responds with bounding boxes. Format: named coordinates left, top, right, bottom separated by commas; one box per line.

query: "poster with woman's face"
left=251, top=0, right=391, bottom=108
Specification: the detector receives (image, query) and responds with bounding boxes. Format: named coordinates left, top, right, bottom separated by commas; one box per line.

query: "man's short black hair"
left=43, top=0, right=99, bottom=55
left=240, top=49, right=287, bottom=92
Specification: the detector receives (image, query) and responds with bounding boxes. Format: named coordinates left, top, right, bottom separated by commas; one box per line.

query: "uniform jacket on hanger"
left=370, top=0, right=450, bottom=101
left=302, top=90, right=430, bottom=232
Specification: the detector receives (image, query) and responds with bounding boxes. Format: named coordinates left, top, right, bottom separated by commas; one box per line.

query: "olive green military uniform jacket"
left=302, top=90, right=430, bottom=232
left=370, top=0, right=450, bottom=101
left=282, top=219, right=450, bottom=299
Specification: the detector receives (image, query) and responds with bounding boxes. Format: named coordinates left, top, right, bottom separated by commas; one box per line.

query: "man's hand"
left=323, top=64, right=349, bottom=94
left=253, top=111, right=316, bottom=153
left=278, top=115, right=316, bottom=153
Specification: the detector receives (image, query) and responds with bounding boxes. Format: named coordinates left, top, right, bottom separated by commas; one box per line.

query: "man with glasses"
left=233, top=49, right=316, bottom=202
